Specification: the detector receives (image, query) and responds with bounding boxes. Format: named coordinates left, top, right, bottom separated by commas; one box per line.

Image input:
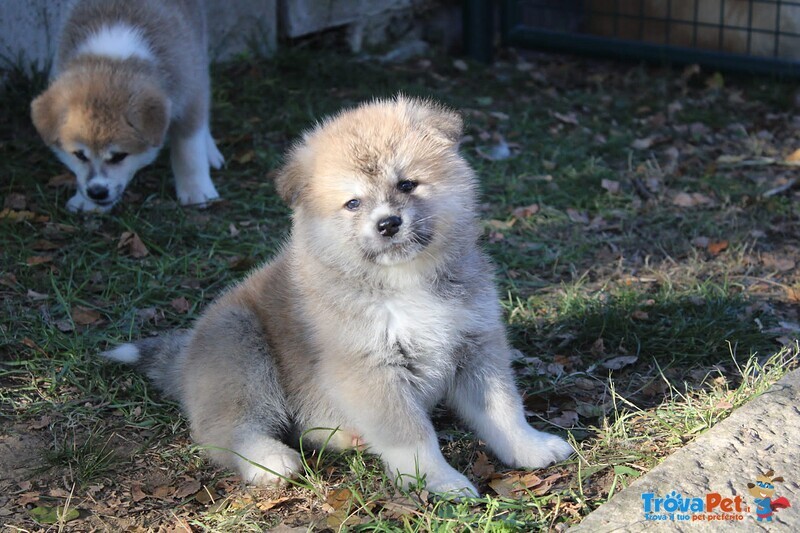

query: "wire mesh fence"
left=498, top=1, right=800, bottom=75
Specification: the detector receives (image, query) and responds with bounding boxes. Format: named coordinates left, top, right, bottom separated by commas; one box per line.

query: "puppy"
left=103, top=96, right=573, bottom=496
left=31, top=0, right=223, bottom=213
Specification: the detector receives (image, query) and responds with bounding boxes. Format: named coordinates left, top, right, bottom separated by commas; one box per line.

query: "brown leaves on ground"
left=170, top=297, right=191, bottom=314
left=71, top=306, right=101, bottom=326
left=487, top=471, right=565, bottom=498
left=671, top=191, right=714, bottom=207
left=472, top=451, right=496, bottom=480
left=117, top=232, right=149, bottom=258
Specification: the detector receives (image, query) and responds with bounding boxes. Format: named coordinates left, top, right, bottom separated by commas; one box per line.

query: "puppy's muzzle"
left=377, top=215, right=402, bottom=237
left=87, top=184, right=110, bottom=202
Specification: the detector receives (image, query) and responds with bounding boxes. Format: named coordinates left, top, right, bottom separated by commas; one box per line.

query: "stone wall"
left=0, top=0, right=441, bottom=75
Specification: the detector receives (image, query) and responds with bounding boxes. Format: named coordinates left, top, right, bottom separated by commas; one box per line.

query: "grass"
left=1, top=43, right=799, bottom=530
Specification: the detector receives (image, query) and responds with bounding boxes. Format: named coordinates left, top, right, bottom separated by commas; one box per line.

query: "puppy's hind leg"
left=182, top=305, right=301, bottom=486
left=447, top=331, right=573, bottom=469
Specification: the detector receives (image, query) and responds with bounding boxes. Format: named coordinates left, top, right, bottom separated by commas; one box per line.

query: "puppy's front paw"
left=424, top=469, right=479, bottom=498
left=237, top=447, right=303, bottom=487
left=207, top=141, right=225, bottom=169
left=66, top=193, right=113, bottom=213
left=508, top=429, right=573, bottom=469
left=395, top=463, right=478, bottom=498
left=176, top=180, right=220, bottom=208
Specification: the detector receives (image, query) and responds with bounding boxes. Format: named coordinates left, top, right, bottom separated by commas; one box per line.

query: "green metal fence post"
left=463, top=0, right=494, bottom=63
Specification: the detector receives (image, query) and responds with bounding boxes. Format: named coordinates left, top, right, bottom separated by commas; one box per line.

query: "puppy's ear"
left=274, top=147, right=309, bottom=207
left=747, top=483, right=755, bottom=489
left=424, top=104, right=463, bottom=145
left=772, top=476, right=784, bottom=483
left=127, top=85, right=170, bottom=147
left=31, top=86, right=66, bottom=145
left=403, top=97, right=463, bottom=145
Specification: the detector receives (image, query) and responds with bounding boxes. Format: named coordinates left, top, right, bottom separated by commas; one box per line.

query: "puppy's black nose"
left=87, top=184, right=109, bottom=201
left=377, top=215, right=402, bottom=237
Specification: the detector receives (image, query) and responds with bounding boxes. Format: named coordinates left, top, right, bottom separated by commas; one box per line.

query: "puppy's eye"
left=107, top=152, right=128, bottom=164
left=73, top=150, right=88, bottom=162
left=344, top=199, right=361, bottom=210
left=397, top=180, right=417, bottom=193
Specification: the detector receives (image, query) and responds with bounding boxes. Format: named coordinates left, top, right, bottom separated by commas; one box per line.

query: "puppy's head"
left=31, top=64, right=169, bottom=209
left=276, top=96, right=478, bottom=269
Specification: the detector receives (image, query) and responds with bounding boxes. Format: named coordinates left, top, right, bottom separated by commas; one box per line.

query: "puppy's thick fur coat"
left=31, top=0, right=223, bottom=213
left=105, top=97, right=572, bottom=495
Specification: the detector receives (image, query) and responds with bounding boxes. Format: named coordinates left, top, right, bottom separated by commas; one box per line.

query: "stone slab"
left=280, top=0, right=414, bottom=38
left=572, top=368, right=800, bottom=531
left=0, top=0, right=276, bottom=74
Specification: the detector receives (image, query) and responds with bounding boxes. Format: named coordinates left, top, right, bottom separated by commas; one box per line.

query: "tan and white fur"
left=103, top=97, right=573, bottom=496
left=31, top=0, right=223, bottom=213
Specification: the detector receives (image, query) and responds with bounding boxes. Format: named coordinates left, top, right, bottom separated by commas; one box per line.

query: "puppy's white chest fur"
left=377, top=290, right=456, bottom=352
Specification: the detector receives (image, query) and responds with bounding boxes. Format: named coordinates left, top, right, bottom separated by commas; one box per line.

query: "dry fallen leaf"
left=257, top=496, right=294, bottom=512
left=714, top=400, right=734, bottom=410
left=548, top=410, right=579, bottom=427
left=29, top=415, right=52, bottom=430
left=151, top=484, right=175, bottom=500
left=380, top=497, right=419, bottom=519
left=602, top=355, right=638, bottom=370
left=553, top=111, right=579, bottom=125
left=118, top=232, right=149, bottom=258
left=27, top=290, right=49, bottom=301
left=488, top=471, right=563, bottom=498
left=131, top=484, right=147, bottom=502
left=26, top=255, right=53, bottom=266
left=170, top=297, right=191, bottom=314
left=235, top=150, right=255, bottom=164
left=174, top=478, right=202, bottom=500
left=30, top=239, right=61, bottom=251
left=3, top=193, right=27, bottom=210
left=511, top=204, right=540, bottom=219
left=707, top=240, right=729, bottom=255
left=71, top=306, right=101, bottom=325
left=672, top=191, right=713, bottom=207
left=47, top=173, right=76, bottom=187
left=0, top=209, right=37, bottom=221
left=762, top=254, right=796, bottom=272
left=194, top=486, right=219, bottom=505
left=326, top=488, right=352, bottom=511
left=786, top=286, right=800, bottom=303
left=16, top=492, right=40, bottom=506
left=472, top=451, right=495, bottom=480
left=601, top=179, right=620, bottom=194
left=631, top=137, right=654, bottom=150
left=566, top=208, right=589, bottom=224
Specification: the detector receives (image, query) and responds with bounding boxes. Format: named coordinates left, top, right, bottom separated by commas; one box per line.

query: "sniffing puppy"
left=31, top=0, right=223, bottom=213
left=103, top=96, right=573, bottom=496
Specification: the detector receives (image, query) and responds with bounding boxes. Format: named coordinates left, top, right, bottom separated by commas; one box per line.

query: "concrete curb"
left=571, top=368, right=799, bottom=532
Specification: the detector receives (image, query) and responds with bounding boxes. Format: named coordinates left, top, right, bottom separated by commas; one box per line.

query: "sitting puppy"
left=104, top=96, right=573, bottom=496
left=31, top=0, right=223, bottom=213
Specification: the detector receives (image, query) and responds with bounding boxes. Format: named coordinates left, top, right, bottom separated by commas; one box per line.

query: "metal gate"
left=468, top=1, right=800, bottom=76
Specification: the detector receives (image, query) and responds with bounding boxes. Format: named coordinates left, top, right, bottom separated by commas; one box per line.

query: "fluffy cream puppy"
left=104, top=96, right=572, bottom=496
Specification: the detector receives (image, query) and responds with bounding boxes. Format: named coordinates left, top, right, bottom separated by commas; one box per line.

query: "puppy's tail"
left=101, top=332, right=190, bottom=399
